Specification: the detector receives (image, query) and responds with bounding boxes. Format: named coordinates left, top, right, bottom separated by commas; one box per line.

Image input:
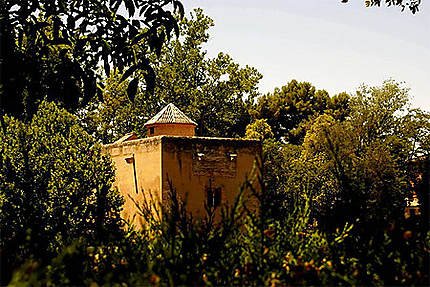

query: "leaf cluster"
left=0, top=101, right=124, bottom=284
left=82, top=9, right=263, bottom=143
left=342, top=0, right=421, bottom=13
left=252, top=80, right=350, bottom=144
left=0, top=0, right=184, bottom=120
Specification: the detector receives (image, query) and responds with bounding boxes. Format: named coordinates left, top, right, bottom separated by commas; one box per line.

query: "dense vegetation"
left=1, top=3, right=429, bottom=286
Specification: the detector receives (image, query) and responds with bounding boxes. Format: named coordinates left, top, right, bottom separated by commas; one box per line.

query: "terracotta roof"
left=113, top=132, right=138, bottom=144
left=144, top=103, right=197, bottom=126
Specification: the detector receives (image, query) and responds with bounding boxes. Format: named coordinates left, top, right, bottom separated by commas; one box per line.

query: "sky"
left=180, top=0, right=430, bottom=111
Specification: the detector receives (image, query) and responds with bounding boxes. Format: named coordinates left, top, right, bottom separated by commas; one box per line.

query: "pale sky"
left=181, top=0, right=430, bottom=111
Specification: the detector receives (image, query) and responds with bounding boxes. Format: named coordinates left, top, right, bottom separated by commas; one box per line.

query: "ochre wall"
left=160, top=137, right=261, bottom=220
left=103, top=137, right=162, bottom=228
left=146, top=123, right=195, bottom=137
left=103, top=135, right=261, bottom=227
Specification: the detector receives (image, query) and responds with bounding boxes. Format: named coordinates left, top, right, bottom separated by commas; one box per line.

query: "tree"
left=245, top=119, right=274, bottom=141
left=154, top=8, right=262, bottom=137
left=252, top=80, right=350, bottom=144
left=79, top=69, right=151, bottom=144
left=291, top=80, right=429, bottom=230
left=149, top=8, right=262, bottom=138
left=0, top=101, right=123, bottom=283
left=301, top=114, right=404, bottom=228
left=83, top=9, right=262, bottom=143
left=0, top=0, right=183, bottom=120
left=294, top=80, right=430, bottom=285
left=342, top=0, right=421, bottom=13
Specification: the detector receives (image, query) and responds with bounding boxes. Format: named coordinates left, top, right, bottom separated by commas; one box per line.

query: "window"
left=207, top=186, right=222, bottom=209
left=149, top=127, right=155, bottom=135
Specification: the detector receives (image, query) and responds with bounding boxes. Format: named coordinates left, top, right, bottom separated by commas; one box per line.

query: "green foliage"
left=79, top=69, right=152, bottom=143
left=0, top=0, right=184, bottom=120
left=301, top=113, right=404, bottom=228
left=82, top=9, right=262, bottom=143
left=6, top=158, right=430, bottom=286
left=245, top=119, right=274, bottom=140
left=5, top=168, right=348, bottom=286
left=256, top=80, right=429, bottom=285
left=150, top=9, right=262, bottom=138
left=342, top=0, right=421, bottom=13
left=0, top=2, right=428, bottom=281
left=279, top=80, right=429, bottom=229
left=252, top=80, right=350, bottom=144
left=0, top=101, right=123, bottom=284
left=259, top=80, right=430, bottom=231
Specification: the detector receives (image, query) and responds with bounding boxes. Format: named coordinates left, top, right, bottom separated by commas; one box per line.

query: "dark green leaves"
left=147, top=9, right=261, bottom=137
left=0, top=101, right=123, bottom=283
left=253, top=80, right=349, bottom=144
left=127, top=78, right=139, bottom=102
left=124, top=0, right=136, bottom=17
left=120, top=65, right=140, bottom=83
left=342, top=0, right=421, bottom=13
left=120, top=59, right=155, bottom=100
left=0, top=0, right=185, bottom=119
left=173, top=0, right=185, bottom=18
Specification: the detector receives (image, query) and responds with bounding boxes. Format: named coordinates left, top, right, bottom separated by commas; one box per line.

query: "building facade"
left=102, top=104, right=261, bottom=227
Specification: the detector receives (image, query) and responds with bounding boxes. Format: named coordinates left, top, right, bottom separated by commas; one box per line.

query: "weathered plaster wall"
left=103, top=137, right=162, bottom=228
left=161, top=137, right=261, bottom=219
left=103, top=135, right=261, bottom=227
left=146, top=123, right=195, bottom=137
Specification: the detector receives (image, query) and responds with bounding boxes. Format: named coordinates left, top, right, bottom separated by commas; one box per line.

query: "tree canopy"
left=0, top=2, right=428, bottom=285
left=0, top=101, right=123, bottom=283
left=83, top=9, right=262, bottom=143
left=278, top=80, right=429, bottom=228
left=252, top=80, right=350, bottom=144
left=0, top=0, right=183, bottom=120
left=150, top=9, right=262, bottom=137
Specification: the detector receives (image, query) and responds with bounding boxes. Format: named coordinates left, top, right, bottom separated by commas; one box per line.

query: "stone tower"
left=103, top=103, right=261, bottom=227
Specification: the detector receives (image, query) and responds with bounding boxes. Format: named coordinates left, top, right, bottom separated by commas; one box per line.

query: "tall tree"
left=83, top=9, right=262, bottom=143
left=252, top=80, right=350, bottom=144
left=148, top=8, right=262, bottom=138
left=289, top=80, right=429, bottom=229
left=0, top=0, right=183, bottom=120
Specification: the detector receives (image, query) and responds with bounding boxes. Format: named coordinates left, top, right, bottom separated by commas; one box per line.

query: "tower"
left=144, top=103, right=197, bottom=137
left=103, top=103, right=261, bottom=228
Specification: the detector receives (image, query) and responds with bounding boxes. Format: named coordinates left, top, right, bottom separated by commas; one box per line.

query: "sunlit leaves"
left=82, top=9, right=262, bottom=142
left=252, top=80, right=350, bottom=144
left=0, top=101, right=123, bottom=271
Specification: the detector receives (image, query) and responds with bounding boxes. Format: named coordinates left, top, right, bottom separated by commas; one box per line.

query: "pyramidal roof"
left=144, top=103, right=197, bottom=126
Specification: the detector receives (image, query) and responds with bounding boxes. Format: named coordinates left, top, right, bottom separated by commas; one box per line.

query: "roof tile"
left=144, top=103, right=197, bottom=126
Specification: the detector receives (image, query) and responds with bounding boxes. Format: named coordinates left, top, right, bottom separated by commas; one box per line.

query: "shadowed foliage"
left=342, top=0, right=421, bottom=13
left=0, top=0, right=183, bottom=120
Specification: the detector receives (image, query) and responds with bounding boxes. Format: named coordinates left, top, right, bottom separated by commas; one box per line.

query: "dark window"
left=207, top=187, right=222, bottom=209
left=149, top=127, right=155, bottom=134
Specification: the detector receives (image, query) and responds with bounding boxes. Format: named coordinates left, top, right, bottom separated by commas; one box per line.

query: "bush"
left=0, top=101, right=123, bottom=284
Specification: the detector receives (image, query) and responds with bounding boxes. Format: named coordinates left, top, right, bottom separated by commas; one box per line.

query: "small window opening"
left=149, top=127, right=155, bottom=135
left=207, top=187, right=222, bottom=209
left=229, top=153, right=238, bottom=161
